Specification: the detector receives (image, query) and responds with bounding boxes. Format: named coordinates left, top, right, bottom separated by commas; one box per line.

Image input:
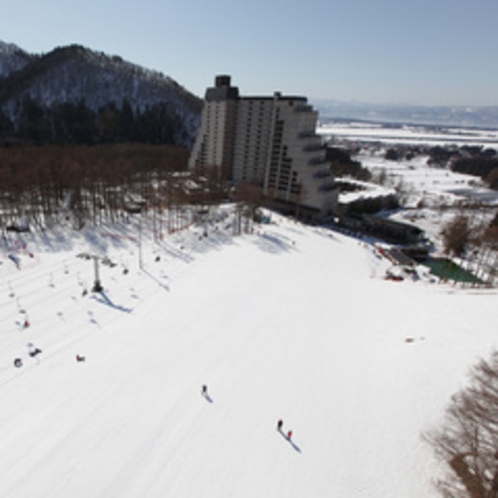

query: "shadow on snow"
left=91, top=291, right=132, bottom=313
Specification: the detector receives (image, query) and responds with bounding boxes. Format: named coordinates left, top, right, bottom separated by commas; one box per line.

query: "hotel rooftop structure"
left=188, top=75, right=338, bottom=219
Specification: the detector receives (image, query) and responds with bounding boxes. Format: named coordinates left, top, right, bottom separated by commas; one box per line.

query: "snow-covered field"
left=319, top=120, right=498, bottom=250
left=0, top=207, right=496, bottom=498
left=317, top=120, right=498, bottom=148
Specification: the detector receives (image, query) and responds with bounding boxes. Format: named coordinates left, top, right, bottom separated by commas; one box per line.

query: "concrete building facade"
left=188, top=75, right=338, bottom=219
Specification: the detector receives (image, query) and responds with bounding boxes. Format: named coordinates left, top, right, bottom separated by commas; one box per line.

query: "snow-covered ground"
left=317, top=121, right=498, bottom=148
left=318, top=120, right=498, bottom=252
left=0, top=209, right=496, bottom=498
left=317, top=121, right=498, bottom=209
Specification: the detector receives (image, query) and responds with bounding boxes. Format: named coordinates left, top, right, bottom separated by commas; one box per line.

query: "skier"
left=287, top=430, right=293, bottom=440
left=277, top=419, right=283, bottom=431
left=201, top=385, right=208, bottom=396
left=27, top=343, right=42, bottom=359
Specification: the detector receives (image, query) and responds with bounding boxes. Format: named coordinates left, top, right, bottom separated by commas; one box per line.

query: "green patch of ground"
left=424, top=257, right=483, bottom=284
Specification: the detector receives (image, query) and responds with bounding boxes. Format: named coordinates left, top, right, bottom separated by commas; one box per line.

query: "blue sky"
left=1, top=0, right=497, bottom=106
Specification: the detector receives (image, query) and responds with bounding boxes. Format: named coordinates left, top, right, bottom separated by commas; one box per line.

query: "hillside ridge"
left=0, top=41, right=202, bottom=146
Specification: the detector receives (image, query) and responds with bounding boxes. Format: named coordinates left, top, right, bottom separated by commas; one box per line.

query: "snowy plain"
left=317, top=121, right=498, bottom=148
left=1, top=121, right=498, bottom=497
left=319, top=120, right=498, bottom=247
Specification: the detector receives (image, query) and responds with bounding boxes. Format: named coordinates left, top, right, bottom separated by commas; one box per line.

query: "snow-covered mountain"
left=0, top=42, right=202, bottom=146
left=0, top=41, right=32, bottom=79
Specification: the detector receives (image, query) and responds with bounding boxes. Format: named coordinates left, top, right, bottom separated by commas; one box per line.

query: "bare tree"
left=441, top=214, right=472, bottom=258
left=481, top=222, right=498, bottom=286
left=231, top=181, right=265, bottom=234
left=394, top=177, right=414, bottom=206
left=424, top=351, right=498, bottom=498
left=373, top=167, right=388, bottom=186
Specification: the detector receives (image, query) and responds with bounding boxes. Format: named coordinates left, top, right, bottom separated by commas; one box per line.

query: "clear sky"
left=1, top=0, right=497, bottom=106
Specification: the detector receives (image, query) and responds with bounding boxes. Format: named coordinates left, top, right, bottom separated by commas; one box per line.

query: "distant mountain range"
left=312, top=99, right=498, bottom=130
left=0, top=41, right=202, bottom=146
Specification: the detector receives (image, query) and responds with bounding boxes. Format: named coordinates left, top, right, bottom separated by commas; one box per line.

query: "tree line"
left=0, top=145, right=267, bottom=237
left=440, top=209, right=498, bottom=286
left=325, top=146, right=372, bottom=181
left=0, top=144, right=191, bottom=230
left=451, top=156, right=498, bottom=190
left=0, top=97, right=191, bottom=146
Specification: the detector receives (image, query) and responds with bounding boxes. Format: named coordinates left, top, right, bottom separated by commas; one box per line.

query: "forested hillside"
left=0, top=42, right=202, bottom=146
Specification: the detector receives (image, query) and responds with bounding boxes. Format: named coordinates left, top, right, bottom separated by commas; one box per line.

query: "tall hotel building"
left=188, top=76, right=338, bottom=219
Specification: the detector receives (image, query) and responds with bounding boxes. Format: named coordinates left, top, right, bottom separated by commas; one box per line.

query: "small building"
left=340, top=213, right=425, bottom=245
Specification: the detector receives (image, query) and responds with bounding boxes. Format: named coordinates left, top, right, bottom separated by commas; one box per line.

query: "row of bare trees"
left=0, top=145, right=191, bottom=230
left=440, top=209, right=498, bottom=286
left=0, top=145, right=269, bottom=236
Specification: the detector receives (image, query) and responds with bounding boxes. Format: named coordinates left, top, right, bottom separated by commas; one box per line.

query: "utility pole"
left=92, top=256, right=103, bottom=292
left=77, top=253, right=115, bottom=293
